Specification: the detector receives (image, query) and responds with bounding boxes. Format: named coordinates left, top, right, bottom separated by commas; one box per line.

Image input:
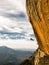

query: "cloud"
left=0, top=0, right=34, bottom=40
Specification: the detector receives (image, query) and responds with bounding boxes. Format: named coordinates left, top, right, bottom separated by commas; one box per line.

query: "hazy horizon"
left=0, top=0, right=38, bottom=51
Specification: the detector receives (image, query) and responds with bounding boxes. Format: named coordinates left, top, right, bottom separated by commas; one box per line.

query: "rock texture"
left=20, top=48, right=49, bottom=65
left=24, top=0, right=49, bottom=65
left=26, top=0, right=49, bottom=55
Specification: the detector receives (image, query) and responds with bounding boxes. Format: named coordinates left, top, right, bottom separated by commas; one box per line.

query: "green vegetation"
left=20, top=59, right=33, bottom=65
left=20, top=48, right=49, bottom=65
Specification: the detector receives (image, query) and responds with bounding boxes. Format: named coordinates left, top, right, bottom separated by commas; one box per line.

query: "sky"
left=0, top=0, right=38, bottom=50
left=0, top=0, right=33, bottom=40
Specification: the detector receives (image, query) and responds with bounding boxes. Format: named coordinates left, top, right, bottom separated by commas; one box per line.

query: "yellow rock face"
left=26, top=0, right=49, bottom=55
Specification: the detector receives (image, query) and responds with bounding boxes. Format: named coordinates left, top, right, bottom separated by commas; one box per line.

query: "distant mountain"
left=20, top=48, right=49, bottom=65
left=0, top=46, right=34, bottom=65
